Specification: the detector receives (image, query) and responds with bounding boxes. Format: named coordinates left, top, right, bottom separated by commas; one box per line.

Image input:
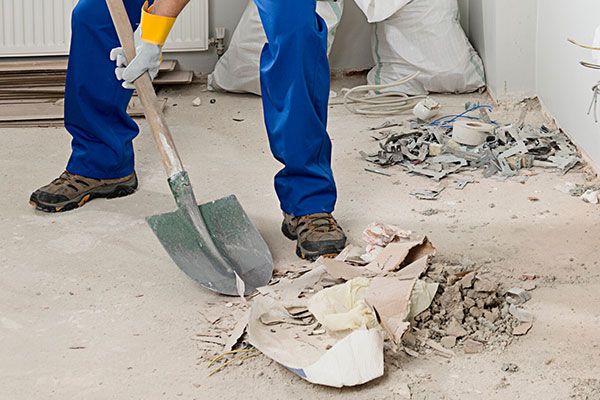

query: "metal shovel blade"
left=147, top=176, right=273, bottom=296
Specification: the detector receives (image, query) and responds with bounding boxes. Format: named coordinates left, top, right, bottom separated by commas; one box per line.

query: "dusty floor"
left=2, top=77, right=600, bottom=400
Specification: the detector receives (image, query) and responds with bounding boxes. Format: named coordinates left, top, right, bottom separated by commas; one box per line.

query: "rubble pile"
left=408, top=262, right=535, bottom=353
left=361, top=103, right=581, bottom=182
left=200, top=223, right=536, bottom=387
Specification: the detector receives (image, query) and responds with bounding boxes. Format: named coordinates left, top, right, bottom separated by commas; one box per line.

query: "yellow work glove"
left=110, top=1, right=176, bottom=89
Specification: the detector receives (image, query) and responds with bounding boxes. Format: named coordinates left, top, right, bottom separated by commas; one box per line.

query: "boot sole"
left=30, top=175, right=138, bottom=213
left=281, top=221, right=345, bottom=261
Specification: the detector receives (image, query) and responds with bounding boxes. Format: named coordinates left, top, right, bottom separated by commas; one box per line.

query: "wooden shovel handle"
left=105, top=0, right=184, bottom=178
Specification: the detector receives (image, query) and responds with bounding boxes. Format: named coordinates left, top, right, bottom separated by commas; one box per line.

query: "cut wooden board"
left=0, top=97, right=167, bottom=124
left=153, top=70, right=194, bottom=85
left=0, top=86, right=65, bottom=94
left=0, top=59, right=177, bottom=74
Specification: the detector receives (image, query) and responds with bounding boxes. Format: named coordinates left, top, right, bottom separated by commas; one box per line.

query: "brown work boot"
left=30, top=171, right=138, bottom=213
left=282, top=212, right=347, bottom=261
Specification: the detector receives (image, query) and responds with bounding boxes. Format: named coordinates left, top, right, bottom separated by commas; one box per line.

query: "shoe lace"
left=298, top=213, right=340, bottom=233
left=51, top=171, right=74, bottom=186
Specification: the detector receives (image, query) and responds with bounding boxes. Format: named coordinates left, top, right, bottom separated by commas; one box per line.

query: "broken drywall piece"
left=223, top=310, right=250, bottom=352
left=276, top=265, right=326, bottom=304
left=512, top=321, right=533, bottom=336
left=363, top=222, right=412, bottom=247
left=247, top=296, right=384, bottom=388
left=361, top=245, right=385, bottom=263
left=308, top=277, right=379, bottom=333
left=335, top=245, right=369, bottom=266
left=365, top=276, right=414, bottom=345
left=366, top=237, right=436, bottom=273
left=394, top=256, right=430, bottom=281
left=409, top=280, right=440, bottom=319
left=320, top=257, right=367, bottom=281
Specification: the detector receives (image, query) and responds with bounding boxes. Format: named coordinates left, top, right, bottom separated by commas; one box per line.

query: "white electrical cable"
left=568, top=38, right=600, bottom=51
left=588, top=82, right=600, bottom=123
left=341, top=71, right=426, bottom=116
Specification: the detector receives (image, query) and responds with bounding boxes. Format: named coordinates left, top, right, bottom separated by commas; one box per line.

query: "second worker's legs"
left=253, top=0, right=337, bottom=217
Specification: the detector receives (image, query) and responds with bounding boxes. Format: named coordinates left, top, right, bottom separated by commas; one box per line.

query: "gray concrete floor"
left=2, top=79, right=600, bottom=399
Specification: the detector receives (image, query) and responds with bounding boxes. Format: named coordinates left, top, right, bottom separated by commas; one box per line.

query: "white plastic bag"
left=368, top=0, right=485, bottom=95
left=351, top=0, right=411, bottom=23
left=208, top=0, right=344, bottom=95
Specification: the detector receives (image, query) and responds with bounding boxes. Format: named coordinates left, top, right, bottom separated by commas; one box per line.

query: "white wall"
left=169, top=0, right=247, bottom=73
left=536, top=1, right=600, bottom=168
left=467, top=0, right=537, bottom=100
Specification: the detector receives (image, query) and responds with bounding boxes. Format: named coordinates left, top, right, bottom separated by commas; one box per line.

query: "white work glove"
left=110, top=27, right=162, bottom=90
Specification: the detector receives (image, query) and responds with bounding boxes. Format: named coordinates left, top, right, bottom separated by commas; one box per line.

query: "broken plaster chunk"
left=469, top=307, right=483, bottom=319
left=463, top=339, right=485, bottom=354
left=474, top=278, right=498, bottom=293
left=192, top=97, right=202, bottom=107
left=440, top=336, right=457, bottom=349
left=446, top=318, right=468, bottom=338
left=505, top=287, right=532, bottom=305
left=508, top=305, right=535, bottom=323
left=512, top=321, right=533, bottom=336
left=459, top=271, right=477, bottom=289
left=362, top=222, right=412, bottom=247
left=581, top=190, right=600, bottom=204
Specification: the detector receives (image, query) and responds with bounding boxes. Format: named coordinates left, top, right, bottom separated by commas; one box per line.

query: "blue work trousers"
left=65, top=0, right=337, bottom=216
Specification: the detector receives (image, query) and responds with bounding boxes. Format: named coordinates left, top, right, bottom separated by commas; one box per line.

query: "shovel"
left=105, top=0, right=273, bottom=296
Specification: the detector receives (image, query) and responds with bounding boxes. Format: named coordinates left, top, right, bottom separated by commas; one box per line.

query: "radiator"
left=0, top=0, right=209, bottom=57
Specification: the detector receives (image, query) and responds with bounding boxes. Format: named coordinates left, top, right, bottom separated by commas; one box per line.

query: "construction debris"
left=232, top=224, right=435, bottom=387
left=411, top=262, right=536, bottom=354
left=206, top=222, right=534, bottom=387
left=410, top=186, right=445, bottom=200
left=555, top=181, right=600, bottom=205
left=361, top=102, right=582, bottom=185
left=413, top=97, right=441, bottom=121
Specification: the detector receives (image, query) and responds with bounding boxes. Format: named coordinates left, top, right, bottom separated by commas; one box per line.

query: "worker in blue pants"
left=30, top=0, right=347, bottom=261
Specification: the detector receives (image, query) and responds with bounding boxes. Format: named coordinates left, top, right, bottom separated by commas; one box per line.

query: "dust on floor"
left=1, top=77, right=600, bottom=399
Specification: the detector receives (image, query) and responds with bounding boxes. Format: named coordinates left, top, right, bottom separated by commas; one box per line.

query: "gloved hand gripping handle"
left=105, top=0, right=184, bottom=179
